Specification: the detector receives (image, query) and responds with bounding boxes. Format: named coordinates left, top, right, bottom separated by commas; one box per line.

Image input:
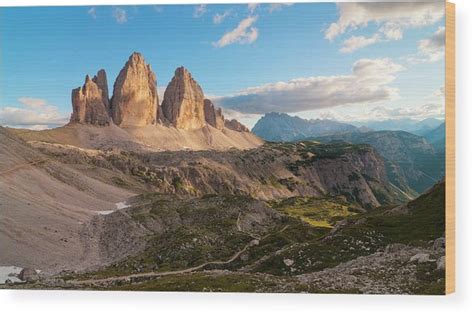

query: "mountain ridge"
left=252, top=112, right=358, bottom=141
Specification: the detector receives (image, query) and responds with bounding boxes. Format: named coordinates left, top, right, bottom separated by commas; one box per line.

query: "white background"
left=1, top=0, right=472, bottom=313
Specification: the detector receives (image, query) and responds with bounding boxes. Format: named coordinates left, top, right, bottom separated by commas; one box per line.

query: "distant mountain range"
left=252, top=113, right=445, bottom=142
left=251, top=112, right=445, bottom=194
left=423, top=122, right=446, bottom=152
left=316, top=131, right=445, bottom=194
left=252, top=112, right=358, bottom=141
left=352, top=118, right=444, bottom=135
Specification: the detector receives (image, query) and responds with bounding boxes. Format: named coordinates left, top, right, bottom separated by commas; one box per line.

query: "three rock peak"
left=70, top=52, right=247, bottom=132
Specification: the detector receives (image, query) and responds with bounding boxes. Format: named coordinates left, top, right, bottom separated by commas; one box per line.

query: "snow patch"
left=0, top=266, right=24, bottom=284
left=95, top=201, right=130, bottom=215
left=116, top=201, right=130, bottom=210
left=96, top=210, right=116, bottom=216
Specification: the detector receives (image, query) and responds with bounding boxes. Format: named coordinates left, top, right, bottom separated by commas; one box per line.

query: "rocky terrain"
left=29, top=140, right=407, bottom=207
left=0, top=52, right=446, bottom=294
left=316, top=131, right=445, bottom=194
left=0, top=126, right=446, bottom=294
left=252, top=113, right=445, bottom=195
left=2, top=178, right=445, bottom=294
left=0, top=126, right=136, bottom=273
left=15, top=52, right=261, bottom=151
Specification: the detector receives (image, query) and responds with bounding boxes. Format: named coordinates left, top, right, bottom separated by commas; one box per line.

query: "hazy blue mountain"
left=252, top=112, right=358, bottom=141
left=353, top=118, right=444, bottom=134
left=423, top=122, right=446, bottom=160
left=423, top=122, right=445, bottom=144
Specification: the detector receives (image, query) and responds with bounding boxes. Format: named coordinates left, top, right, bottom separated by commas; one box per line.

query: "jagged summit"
left=161, top=66, right=206, bottom=130
left=92, top=69, right=109, bottom=110
left=225, top=119, right=249, bottom=132
left=64, top=53, right=259, bottom=151
left=110, top=52, right=159, bottom=127
left=70, top=71, right=111, bottom=126
left=204, top=99, right=225, bottom=130
left=69, top=53, right=249, bottom=133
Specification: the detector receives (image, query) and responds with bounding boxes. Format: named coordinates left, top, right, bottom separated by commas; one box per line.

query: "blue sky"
left=0, top=2, right=446, bottom=129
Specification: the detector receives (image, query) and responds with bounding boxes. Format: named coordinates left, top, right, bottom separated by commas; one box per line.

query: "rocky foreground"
left=3, top=182, right=446, bottom=294
left=0, top=123, right=446, bottom=293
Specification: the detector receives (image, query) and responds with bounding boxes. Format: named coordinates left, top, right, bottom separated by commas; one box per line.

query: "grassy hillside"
left=60, top=181, right=445, bottom=294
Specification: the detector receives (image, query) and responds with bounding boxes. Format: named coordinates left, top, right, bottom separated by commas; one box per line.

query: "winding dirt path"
left=69, top=224, right=289, bottom=286
left=0, top=159, right=49, bottom=176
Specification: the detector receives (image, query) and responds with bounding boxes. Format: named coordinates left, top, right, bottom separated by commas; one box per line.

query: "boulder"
left=283, top=258, right=294, bottom=266
left=110, top=52, right=159, bottom=127
left=19, top=268, right=39, bottom=282
left=384, top=243, right=408, bottom=254
left=436, top=256, right=446, bottom=270
left=409, top=253, right=432, bottom=263
left=70, top=73, right=111, bottom=126
left=161, top=67, right=206, bottom=130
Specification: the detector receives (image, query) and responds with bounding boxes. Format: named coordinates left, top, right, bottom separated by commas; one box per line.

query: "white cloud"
left=113, top=7, right=127, bottom=24
left=0, top=98, right=68, bottom=129
left=213, top=10, right=232, bottom=24
left=215, top=58, right=404, bottom=114
left=193, top=4, right=207, bottom=18
left=87, top=7, right=97, bottom=19
left=213, top=16, right=259, bottom=48
left=18, top=97, right=47, bottom=109
left=409, top=26, right=445, bottom=63
left=340, top=34, right=381, bottom=53
left=367, top=103, right=444, bottom=121
left=325, top=2, right=444, bottom=53
left=268, top=3, right=293, bottom=13
left=248, top=3, right=259, bottom=14
left=221, top=108, right=262, bottom=129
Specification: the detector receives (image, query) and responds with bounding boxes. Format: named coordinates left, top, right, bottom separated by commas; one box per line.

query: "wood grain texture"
left=445, top=0, right=455, bottom=295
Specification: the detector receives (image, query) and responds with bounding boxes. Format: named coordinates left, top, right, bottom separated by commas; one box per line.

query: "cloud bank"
left=214, top=58, right=403, bottom=114
left=367, top=103, right=444, bottom=121
left=0, top=98, right=68, bottom=129
left=326, top=2, right=444, bottom=52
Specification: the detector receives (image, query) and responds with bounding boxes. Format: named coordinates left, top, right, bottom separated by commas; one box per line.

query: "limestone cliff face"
left=70, top=73, right=111, bottom=126
left=225, top=119, right=249, bottom=132
left=110, top=52, right=159, bottom=127
left=67, top=52, right=252, bottom=138
left=161, top=67, right=206, bottom=130
left=92, top=69, right=110, bottom=110
left=204, top=99, right=225, bottom=130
